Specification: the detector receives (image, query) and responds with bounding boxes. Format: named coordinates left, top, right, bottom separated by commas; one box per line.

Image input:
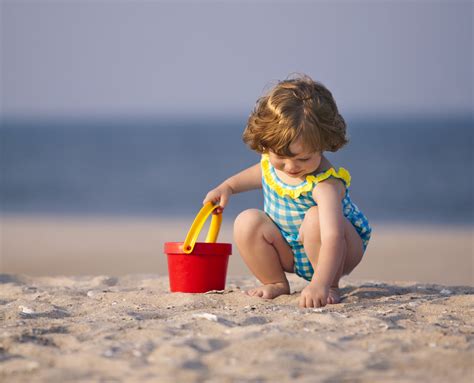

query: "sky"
left=1, top=0, right=472, bottom=118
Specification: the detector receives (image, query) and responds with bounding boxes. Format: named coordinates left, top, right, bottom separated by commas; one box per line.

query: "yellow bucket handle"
left=182, top=202, right=222, bottom=254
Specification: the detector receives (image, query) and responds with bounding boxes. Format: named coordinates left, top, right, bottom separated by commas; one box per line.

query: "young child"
left=203, top=74, right=371, bottom=308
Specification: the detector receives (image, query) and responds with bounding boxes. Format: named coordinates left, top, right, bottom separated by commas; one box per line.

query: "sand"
left=1, top=215, right=473, bottom=381
left=0, top=273, right=473, bottom=382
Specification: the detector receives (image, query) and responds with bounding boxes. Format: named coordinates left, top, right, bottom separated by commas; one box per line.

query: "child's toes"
left=262, top=291, right=272, bottom=299
left=327, top=289, right=341, bottom=305
left=247, top=288, right=262, bottom=297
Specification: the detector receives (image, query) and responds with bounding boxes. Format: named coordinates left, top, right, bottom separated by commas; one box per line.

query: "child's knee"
left=234, top=209, right=265, bottom=240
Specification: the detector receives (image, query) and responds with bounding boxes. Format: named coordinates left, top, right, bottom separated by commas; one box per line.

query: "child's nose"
left=286, top=163, right=299, bottom=172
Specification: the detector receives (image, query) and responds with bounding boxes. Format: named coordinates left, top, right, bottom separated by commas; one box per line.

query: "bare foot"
left=327, top=287, right=341, bottom=304
left=245, top=281, right=290, bottom=299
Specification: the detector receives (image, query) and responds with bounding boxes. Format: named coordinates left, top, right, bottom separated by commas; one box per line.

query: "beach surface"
left=1, top=216, right=473, bottom=381
left=0, top=273, right=473, bottom=382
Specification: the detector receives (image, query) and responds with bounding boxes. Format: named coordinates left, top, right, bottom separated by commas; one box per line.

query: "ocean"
left=1, top=115, right=472, bottom=224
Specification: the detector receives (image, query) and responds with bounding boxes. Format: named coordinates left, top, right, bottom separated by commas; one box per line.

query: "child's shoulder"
left=311, top=156, right=347, bottom=201
left=312, top=177, right=346, bottom=201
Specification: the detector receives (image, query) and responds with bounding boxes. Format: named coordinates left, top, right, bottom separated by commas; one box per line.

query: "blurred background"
left=1, top=0, right=472, bottom=285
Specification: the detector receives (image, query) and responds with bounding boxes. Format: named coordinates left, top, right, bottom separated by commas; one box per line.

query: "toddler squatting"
left=203, top=74, right=371, bottom=308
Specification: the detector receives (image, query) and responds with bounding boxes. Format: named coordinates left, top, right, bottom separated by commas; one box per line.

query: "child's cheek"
left=312, top=157, right=322, bottom=170
left=271, top=160, right=284, bottom=171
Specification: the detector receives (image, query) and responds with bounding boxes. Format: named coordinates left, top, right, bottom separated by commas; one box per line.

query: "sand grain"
left=0, top=274, right=472, bottom=382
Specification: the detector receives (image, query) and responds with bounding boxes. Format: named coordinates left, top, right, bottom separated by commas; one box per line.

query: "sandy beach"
left=1, top=216, right=473, bottom=381
left=1, top=215, right=473, bottom=381
left=1, top=273, right=473, bottom=382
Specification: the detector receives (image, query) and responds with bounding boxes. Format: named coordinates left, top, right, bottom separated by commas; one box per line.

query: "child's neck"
left=274, top=168, right=307, bottom=185
left=274, top=155, right=333, bottom=185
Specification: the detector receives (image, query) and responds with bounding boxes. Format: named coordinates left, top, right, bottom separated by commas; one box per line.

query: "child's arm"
left=203, top=163, right=262, bottom=211
left=300, top=179, right=346, bottom=307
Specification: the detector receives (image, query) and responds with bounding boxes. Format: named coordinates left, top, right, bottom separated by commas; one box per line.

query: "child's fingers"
left=203, top=193, right=218, bottom=205
left=299, top=294, right=326, bottom=308
left=202, top=193, right=212, bottom=205
left=203, top=191, right=229, bottom=214
left=299, top=295, right=306, bottom=308
left=219, top=193, right=229, bottom=209
left=213, top=193, right=230, bottom=214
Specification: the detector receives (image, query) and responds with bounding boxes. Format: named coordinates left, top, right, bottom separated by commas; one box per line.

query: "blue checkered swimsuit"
left=261, top=154, right=372, bottom=281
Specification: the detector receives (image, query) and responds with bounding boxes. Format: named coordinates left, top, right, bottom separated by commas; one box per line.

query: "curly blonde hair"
left=243, top=74, right=348, bottom=156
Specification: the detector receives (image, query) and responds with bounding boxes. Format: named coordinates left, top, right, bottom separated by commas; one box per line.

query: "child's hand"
left=299, top=283, right=329, bottom=308
left=203, top=183, right=233, bottom=214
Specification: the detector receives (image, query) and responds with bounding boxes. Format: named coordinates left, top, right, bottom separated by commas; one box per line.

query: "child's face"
left=268, top=138, right=322, bottom=179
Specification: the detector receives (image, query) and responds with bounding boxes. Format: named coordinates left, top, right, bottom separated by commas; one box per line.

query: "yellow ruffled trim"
left=261, top=154, right=351, bottom=199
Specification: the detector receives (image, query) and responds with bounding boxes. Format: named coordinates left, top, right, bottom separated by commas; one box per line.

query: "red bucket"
left=164, top=242, right=231, bottom=293
left=164, top=202, right=232, bottom=293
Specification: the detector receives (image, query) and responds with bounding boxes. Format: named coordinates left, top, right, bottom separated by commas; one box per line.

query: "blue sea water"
left=0, top=115, right=472, bottom=224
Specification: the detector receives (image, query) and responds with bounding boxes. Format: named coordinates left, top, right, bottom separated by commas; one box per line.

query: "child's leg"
left=234, top=209, right=295, bottom=299
left=299, top=206, right=364, bottom=304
